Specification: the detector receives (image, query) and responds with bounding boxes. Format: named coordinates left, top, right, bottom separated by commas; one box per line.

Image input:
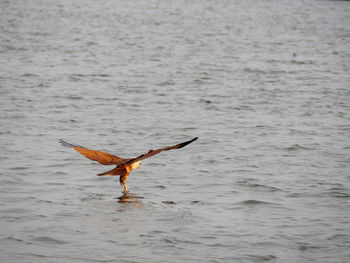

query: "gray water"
left=1, top=0, right=349, bottom=262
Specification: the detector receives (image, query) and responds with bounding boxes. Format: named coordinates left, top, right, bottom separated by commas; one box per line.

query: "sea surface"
left=0, top=0, right=349, bottom=262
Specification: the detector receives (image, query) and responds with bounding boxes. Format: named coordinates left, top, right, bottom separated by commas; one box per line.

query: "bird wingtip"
left=178, top=136, right=199, bottom=148
left=59, top=139, right=70, bottom=147
left=59, top=139, right=81, bottom=148
left=190, top=137, right=199, bottom=143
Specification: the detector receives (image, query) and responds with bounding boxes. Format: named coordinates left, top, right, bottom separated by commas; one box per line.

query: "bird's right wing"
left=59, top=140, right=128, bottom=165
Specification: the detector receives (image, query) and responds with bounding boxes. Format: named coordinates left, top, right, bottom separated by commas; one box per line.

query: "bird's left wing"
left=125, top=137, right=198, bottom=164
left=59, top=139, right=128, bottom=165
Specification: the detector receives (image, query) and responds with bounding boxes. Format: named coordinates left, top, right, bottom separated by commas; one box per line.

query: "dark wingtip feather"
left=178, top=137, right=199, bottom=148
left=59, top=139, right=83, bottom=148
left=59, top=139, right=73, bottom=147
left=190, top=137, right=199, bottom=143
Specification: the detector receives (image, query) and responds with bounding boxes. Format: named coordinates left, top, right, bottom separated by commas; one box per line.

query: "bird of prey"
left=59, top=137, right=198, bottom=192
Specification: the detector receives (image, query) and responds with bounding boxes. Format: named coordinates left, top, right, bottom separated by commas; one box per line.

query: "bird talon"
left=123, top=185, right=128, bottom=193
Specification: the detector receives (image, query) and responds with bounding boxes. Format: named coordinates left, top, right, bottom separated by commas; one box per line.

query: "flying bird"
left=59, top=137, right=198, bottom=192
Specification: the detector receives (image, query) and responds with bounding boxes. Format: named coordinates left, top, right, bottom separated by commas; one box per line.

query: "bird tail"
left=97, top=166, right=126, bottom=176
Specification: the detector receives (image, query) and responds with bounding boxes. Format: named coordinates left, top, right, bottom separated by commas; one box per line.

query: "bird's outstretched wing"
left=59, top=139, right=128, bottom=165
left=125, top=137, right=198, bottom=164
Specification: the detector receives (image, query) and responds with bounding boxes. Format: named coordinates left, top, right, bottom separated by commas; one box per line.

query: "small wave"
left=0, top=179, right=20, bottom=185
left=21, top=73, right=40, bottom=78
left=238, top=181, right=282, bottom=192
left=10, top=166, right=29, bottom=170
left=66, top=95, right=83, bottom=100
left=154, top=185, right=166, bottom=189
left=5, top=236, right=25, bottom=243
left=32, top=236, right=68, bottom=245
left=68, top=73, right=111, bottom=78
left=244, top=254, right=277, bottom=262
left=190, top=200, right=207, bottom=205
left=330, top=191, right=350, bottom=198
left=298, top=242, right=324, bottom=251
left=162, top=238, right=177, bottom=244
left=238, top=200, right=275, bottom=206
left=283, top=144, right=312, bottom=151
left=1, top=208, right=34, bottom=214
left=162, top=201, right=176, bottom=205
left=16, top=252, right=49, bottom=258
left=326, top=234, right=349, bottom=242
left=291, top=59, right=314, bottom=65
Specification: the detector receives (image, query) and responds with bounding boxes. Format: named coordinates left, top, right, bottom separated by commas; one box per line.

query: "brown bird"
left=59, top=137, right=198, bottom=192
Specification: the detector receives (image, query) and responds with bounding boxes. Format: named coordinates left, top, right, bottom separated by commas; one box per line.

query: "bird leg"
left=123, top=184, right=128, bottom=193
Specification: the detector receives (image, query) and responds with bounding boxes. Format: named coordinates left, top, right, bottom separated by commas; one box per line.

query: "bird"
left=59, top=137, right=198, bottom=192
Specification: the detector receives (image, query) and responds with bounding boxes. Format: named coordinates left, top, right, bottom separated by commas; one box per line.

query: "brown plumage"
left=59, top=137, right=198, bottom=192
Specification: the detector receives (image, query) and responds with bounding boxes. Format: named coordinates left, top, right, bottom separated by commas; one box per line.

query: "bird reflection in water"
left=117, top=192, right=144, bottom=204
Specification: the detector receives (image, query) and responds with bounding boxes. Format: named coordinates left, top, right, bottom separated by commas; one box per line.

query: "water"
left=1, top=0, right=349, bottom=262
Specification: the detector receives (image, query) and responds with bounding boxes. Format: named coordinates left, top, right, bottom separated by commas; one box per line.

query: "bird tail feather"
left=97, top=166, right=125, bottom=176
